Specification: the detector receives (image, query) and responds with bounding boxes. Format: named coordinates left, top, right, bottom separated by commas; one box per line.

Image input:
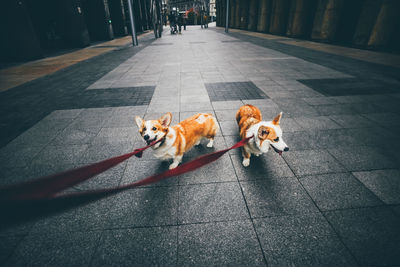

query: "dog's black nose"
left=144, top=135, right=149, bottom=140
left=284, top=147, right=289, bottom=152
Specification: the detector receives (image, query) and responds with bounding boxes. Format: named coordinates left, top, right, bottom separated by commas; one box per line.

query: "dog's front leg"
left=169, top=155, right=183, bottom=169
left=242, top=145, right=251, bottom=167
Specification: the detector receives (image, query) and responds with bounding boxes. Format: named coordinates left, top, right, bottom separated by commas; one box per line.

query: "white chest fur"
left=153, top=128, right=177, bottom=160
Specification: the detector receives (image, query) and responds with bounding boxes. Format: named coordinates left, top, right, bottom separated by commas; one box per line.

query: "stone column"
left=367, top=0, right=400, bottom=49
left=247, top=0, right=258, bottom=31
left=311, top=0, right=344, bottom=42
left=229, top=0, right=236, bottom=27
left=256, top=0, right=271, bottom=32
left=269, top=0, right=290, bottom=35
left=240, top=0, right=250, bottom=29
left=234, top=0, right=241, bottom=28
left=286, top=0, right=317, bottom=38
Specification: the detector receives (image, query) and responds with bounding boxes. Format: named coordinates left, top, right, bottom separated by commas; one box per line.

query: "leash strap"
left=0, top=139, right=161, bottom=203
left=0, top=136, right=252, bottom=205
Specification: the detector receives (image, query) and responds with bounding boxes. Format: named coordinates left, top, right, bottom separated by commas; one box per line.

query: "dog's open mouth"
left=146, top=136, right=157, bottom=145
left=271, top=145, right=283, bottom=156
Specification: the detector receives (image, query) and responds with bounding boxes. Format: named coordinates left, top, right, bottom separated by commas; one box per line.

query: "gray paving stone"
left=300, top=173, right=382, bottom=211
left=352, top=169, right=400, bottom=204
left=179, top=154, right=237, bottom=185
left=5, top=230, right=101, bottom=266
left=46, top=109, right=83, bottom=119
left=0, top=144, right=44, bottom=168
left=215, top=109, right=237, bottom=121
left=273, top=98, right=319, bottom=117
left=278, top=117, right=304, bottom=132
left=30, top=195, right=114, bottom=234
left=284, top=131, right=320, bottom=151
left=33, top=144, right=89, bottom=165
left=92, top=227, right=177, bottom=266
left=344, top=127, right=397, bottom=147
left=361, top=112, right=400, bottom=127
left=218, top=120, right=238, bottom=136
left=211, top=100, right=244, bottom=110
left=328, top=114, right=376, bottom=128
left=241, top=177, right=318, bottom=217
left=254, top=213, right=357, bottom=266
left=314, top=103, right=354, bottom=115
left=328, top=145, right=397, bottom=171
left=294, top=116, right=342, bottom=131
left=180, top=102, right=212, bottom=112
left=178, top=182, right=249, bottom=224
left=50, top=127, right=100, bottom=145
left=307, top=128, right=364, bottom=149
left=73, top=162, right=127, bottom=191
left=324, top=207, right=400, bottom=266
left=79, top=141, right=134, bottom=164
left=121, top=159, right=179, bottom=187
left=283, top=149, right=345, bottom=176
left=231, top=153, right=294, bottom=180
left=106, top=187, right=178, bottom=228
left=302, top=97, right=338, bottom=106
left=178, top=220, right=265, bottom=266
left=0, top=235, right=24, bottom=264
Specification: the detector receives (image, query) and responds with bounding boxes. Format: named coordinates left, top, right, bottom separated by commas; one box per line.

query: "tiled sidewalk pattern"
left=1, top=24, right=400, bottom=266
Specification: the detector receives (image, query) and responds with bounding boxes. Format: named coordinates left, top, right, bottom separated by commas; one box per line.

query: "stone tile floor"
left=0, top=23, right=400, bottom=266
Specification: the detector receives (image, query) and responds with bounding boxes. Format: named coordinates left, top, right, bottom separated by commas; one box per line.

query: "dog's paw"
left=206, top=140, right=214, bottom=148
left=169, top=163, right=179, bottom=169
left=242, top=158, right=250, bottom=167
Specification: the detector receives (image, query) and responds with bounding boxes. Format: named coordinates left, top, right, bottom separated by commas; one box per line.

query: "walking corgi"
left=236, top=105, right=289, bottom=167
left=135, top=112, right=218, bottom=169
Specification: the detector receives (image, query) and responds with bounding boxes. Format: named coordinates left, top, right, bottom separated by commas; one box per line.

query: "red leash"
left=0, top=136, right=252, bottom=206
left=0, top=139, right=161, bottom=203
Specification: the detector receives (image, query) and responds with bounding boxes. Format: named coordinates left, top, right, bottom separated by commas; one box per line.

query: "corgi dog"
left=135, top=112, right=218, bottom=169
left=236, top=104, right=289, bottom=167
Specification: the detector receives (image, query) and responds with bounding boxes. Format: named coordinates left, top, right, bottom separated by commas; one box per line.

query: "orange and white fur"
left=135, top=112, right=218, bottom=169
left=236, top=105, right=289, bottom=167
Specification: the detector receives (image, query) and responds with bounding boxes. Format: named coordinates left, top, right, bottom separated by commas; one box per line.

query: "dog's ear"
left=272, top=112, right=283, bottom=125
left=159, top=112, right=172, bottom=127
left=135, top=116, right=143, bottom=128
left=258, top=126, right=269, bottom=139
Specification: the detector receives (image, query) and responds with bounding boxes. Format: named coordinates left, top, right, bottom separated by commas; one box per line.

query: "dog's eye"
left=152, top=127, right=157, bottom=131
left=274, top=137, right=279, bottom=142
left=143, top=127, right=146, bottom=131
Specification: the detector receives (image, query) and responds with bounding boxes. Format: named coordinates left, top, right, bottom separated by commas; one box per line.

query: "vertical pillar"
left=234, top=0, right=240, bottom=28
left=352, top=0, right=382, bottom=46
left=286, top=0, right=317, bottom=38
left=311, top=0, right=344, bottom=42
left=269, top=0, right=290, bottom=35
left=257, top=0, right=271, bottom=32
left=367, top=0, right=400, bottom=49
left=239, top=0, right=249, bottom=29
left=247, top=0, right=258, bottom=31
left=109, top=0, right=128, bottom=37
left=229, top=0, right=236, bottom=27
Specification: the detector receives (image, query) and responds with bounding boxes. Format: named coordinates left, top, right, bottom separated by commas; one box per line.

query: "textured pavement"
left=1, top=23, right=400, bottom=266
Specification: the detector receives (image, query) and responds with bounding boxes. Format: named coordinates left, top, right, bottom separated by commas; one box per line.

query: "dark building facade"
left=168, top=0, right=209, bottom=12
left=0, top=0, right=154, bottom=62
left=216, top=0, right=400, bottom=52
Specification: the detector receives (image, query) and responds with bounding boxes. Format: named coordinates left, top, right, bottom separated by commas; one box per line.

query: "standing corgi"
left=236, top=105, right=289, bottom=167
left=135, top=112, right=218, bottom=169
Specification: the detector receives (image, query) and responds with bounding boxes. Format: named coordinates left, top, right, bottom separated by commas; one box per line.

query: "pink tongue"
left=279, top=151, right=282, bottom=156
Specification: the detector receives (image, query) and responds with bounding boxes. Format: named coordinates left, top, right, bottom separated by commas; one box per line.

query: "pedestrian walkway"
left=1, top=23, right=400, bottom=266
left=0, top=33, right=151, bottom=93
